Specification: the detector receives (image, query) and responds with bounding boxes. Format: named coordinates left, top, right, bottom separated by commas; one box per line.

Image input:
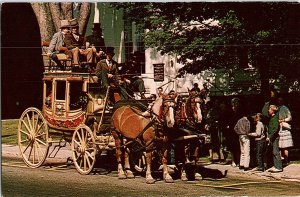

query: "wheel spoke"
left=73, top=139, right=81, bottom=148
left=36, top=137, right=47, bottom=146
left=85, top=150, right=95, bottom=160
left=32, top=141, right=36, bottom=164
left=84, top=154, right=91, bottom=170
left=20, top=129, right=30, bottom=136
left=34, top=142, right=41, bottom=163
left=84, top=154, right=87, bottom=171
left=22, top=140, right=33, bottom=154
left=26, top=113, right=33, bottom=132
left=31, top=111, right=36, bottom=133
left=76, top=130, right=83, bottom=144
left=20, top=138, right=30, bottom=144
left=21, top=120, right=31, bottom=135
left=36, top=121, right=45, bottom=135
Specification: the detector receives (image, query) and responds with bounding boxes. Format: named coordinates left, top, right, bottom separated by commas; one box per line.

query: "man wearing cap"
left=96, top=47, right=128, bottom=102
left=47, top=20, right=71, bottom=70
left=86, top=23, right=106, bottom=61
left=64, top=18, right=94, bottom=69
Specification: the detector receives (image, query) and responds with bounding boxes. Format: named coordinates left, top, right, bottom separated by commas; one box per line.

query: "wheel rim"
left=72, top=124, right=96, bottom=175
left=18, top=107, right=49, bottom=168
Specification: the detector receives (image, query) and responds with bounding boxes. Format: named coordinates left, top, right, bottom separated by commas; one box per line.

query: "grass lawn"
left=1, top=119, right=18, bottom=145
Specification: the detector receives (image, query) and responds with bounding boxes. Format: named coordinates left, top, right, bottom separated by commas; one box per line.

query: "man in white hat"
left=47, top=20, right=71, bottom=70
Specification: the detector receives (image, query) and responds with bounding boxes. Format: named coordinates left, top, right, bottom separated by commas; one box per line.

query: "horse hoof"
left=165, top=177, right=174, bottom=183
left=195, top=173, right=202, bottom=181
left=181, top=173, right=188, bottom=181
left=126, top=171, right=135, bottom=179
left=118, top=174, right=127, bottom=179
left=146, top=178, right=155, bottom=184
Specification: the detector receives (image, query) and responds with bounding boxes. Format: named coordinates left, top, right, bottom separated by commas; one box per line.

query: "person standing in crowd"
left=205, top=100, right=222, bottom=162
left=121, top=52, right=146, bottom=99
left=218, top=101, right=231, bottom=163
left=266, top=105, right=283, bottom=173
left=228, top=98, right=243, bottom=167
left=86, top=23, right=106, bottom=61
left=261, top=86, right=279, bottom=169
left=278, top=97, right=293, bottom=166
left=47, top=20, right=71, bottom=70
left=248, top=113, right=266, bottom=171
left=234, top=113, right=251, bottom=171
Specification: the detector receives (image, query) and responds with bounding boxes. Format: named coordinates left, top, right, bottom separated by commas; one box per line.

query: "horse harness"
left=118, top=106, right=166, bottom=153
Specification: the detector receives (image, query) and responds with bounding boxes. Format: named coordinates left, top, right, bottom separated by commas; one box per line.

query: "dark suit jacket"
left=64, top=33, right=85, bottom=50
left=96, top=59, right=120, bottom=87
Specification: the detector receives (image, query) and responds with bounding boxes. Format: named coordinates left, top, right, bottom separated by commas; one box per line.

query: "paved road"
left=2, top=144, right=300, bottom=196
left=3, top=144, right=300, bottom=182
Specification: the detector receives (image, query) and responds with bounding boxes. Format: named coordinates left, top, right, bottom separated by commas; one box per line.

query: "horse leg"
left=124, top=148, right=134, bottom=179
left=162, top=148, right=174, bottom=183
left=145, top=151, right=155, bottom=184
left=192, top=146, right=202, bottom=181
left=176, top=143, right=188, bottom=181
left=112, top=131, right=126, bottom=179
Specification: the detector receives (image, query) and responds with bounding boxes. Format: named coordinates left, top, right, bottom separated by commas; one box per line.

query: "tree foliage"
left=112, top=2, right=300, bottom=92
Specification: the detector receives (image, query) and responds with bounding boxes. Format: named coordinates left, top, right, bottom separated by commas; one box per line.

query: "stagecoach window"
left=56, top=81, right=66, bottom=100
left=70, top=81, right=84, bottom=110
left=45, top=81, right=52, bottom=108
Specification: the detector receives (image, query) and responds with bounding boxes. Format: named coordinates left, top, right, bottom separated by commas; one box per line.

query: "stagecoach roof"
left=43, top=72, right=93, bottom=80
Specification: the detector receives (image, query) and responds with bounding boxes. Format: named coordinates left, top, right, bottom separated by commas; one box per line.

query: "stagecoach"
left=17, top=68, right=210, bottom=182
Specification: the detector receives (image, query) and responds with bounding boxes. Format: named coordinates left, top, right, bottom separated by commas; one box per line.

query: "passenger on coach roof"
left=64, top=18, right=94, bottom=71
left=47, top=20, right=70, bottom=70
left=86, top=23, right=106, bottom=62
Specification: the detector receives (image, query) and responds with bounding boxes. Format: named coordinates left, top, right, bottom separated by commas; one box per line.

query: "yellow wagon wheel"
left=71, top=124, right=96, bottom=175
left=18, top=107, right=49, bottom=168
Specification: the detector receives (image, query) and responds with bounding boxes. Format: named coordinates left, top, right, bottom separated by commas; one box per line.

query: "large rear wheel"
left=71, top=124, right=96, bottom=174
left=18, top=107, right=49, bottom=168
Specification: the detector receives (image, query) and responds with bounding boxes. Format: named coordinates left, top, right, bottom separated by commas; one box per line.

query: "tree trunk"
left=30, top=2, right=92, bottom=69
left=31, top=3, right=56, bottom=42
left=31, top=2, right=91, bottom=41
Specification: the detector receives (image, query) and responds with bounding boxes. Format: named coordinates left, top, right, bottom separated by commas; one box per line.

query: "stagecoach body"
left=18, top=71, right=115, bottom=174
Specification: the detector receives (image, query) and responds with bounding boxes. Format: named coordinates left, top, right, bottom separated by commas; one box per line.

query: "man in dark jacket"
left=121, top=52, right=146, bottom=99
left=96, top=47, right=128, bottom=102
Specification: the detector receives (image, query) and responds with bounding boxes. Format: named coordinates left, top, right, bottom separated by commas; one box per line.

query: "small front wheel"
left=71, top=124, right=96, bottom=174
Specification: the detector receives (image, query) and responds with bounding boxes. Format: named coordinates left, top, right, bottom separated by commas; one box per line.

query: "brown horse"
left=174, top=91, right=204, bottom=181
left=111, top=98, right=174, bottom=184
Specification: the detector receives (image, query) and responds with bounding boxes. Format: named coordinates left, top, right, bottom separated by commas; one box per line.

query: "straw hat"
left=69, top=18, right=79, bottom=27
left=60, top=20, right=70, bottom=29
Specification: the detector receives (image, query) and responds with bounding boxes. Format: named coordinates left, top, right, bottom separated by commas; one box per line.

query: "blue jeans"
left=272, top=137, right=283, bottom=170
left=256, top=139, right=266, bottom=169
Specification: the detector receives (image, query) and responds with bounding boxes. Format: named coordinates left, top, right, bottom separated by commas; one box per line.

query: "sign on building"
left=153, top=63, right=164, bottom=82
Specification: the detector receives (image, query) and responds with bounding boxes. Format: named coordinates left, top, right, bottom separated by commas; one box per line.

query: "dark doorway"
left=1, top=3, right=43, bottom=119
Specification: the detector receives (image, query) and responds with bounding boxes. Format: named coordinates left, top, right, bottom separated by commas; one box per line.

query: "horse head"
left=186, top=90, right=203, bottom=124
left=161, top=92, right=178, bottom=128
left=149, top=92, right=178, bottom=128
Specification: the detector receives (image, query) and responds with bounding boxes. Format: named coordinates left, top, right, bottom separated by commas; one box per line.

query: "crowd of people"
left=202, top=86, right=294, bottom=173
left=47, top=19, right=146, bottom=102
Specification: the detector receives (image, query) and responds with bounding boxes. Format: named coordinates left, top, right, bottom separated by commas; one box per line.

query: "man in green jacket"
left=266, top=105, right=283, bottom=173
left=95, top=47, right=128, bottom=102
